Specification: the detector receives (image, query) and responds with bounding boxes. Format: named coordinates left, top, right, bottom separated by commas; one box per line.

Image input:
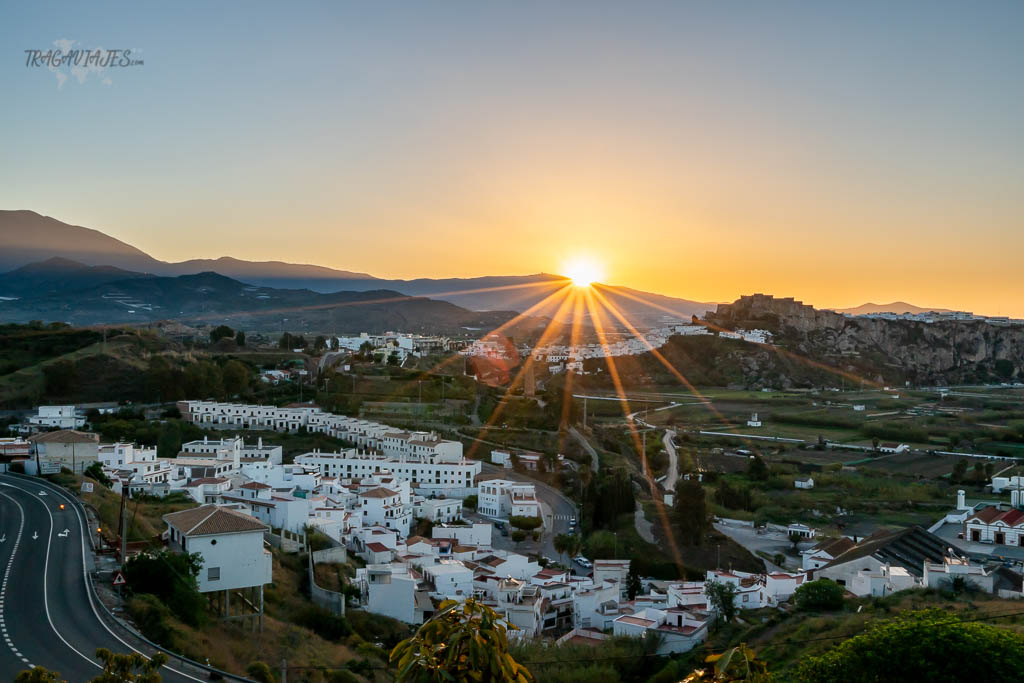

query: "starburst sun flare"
left=563, top=257, right=604, bottom=288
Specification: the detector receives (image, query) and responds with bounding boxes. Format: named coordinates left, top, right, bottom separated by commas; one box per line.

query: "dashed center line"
left=0, top=490, right=33, bottom=668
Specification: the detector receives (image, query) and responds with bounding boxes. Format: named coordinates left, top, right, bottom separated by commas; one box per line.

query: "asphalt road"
left=478, top=463, right=582, bottom=566
left=0, top=474, right=199, bottom=683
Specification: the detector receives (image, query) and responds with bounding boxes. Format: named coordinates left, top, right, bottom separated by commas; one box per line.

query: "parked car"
left=574, top=555, right=592, bottom=569
left=569, top=517, right=577, bottom=527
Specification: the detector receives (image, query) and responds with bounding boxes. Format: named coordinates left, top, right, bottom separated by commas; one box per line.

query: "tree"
left=156, top=423, right=182, bottom=460
left=209, top=325, right=234, bottom=344
left=463, top=494, right=478, bottom=511
left=952, top=458, right=968, bottom=483
left=91, top=649, right=168, bottom=682
left=15, top=669, right=65, bottom=683
left=673, top=479, right=710, bottom=546
left=509, top=515, right=543, bottom=531
left=795, top=609, right=1024, bottom=682
left=746, top=455, right=768, bottom=481
left=387, top=351, right=400, bottom=366
left=222, top=359, right=251, bottom=397
left=314, top=335, right=328, bottom=352
left=124, top=550, right=206, bottom=627
left=793, top=578, right=845, bottom=611
left=706, top=580, right=738, bottom=624
left=390, top=598, right=533, bottom=682
left=683, top=644, right=770, bottom=682
left=235, top=330, right=246, bottom=346
left=85, top=461, right=112, bottom=487
left=626, top=561, right=642, bottom=600
left=788, top=531, right=804, bottom=553
left=553, top=533, right=573, bottom=565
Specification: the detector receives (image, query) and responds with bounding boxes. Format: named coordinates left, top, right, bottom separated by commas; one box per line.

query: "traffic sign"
left=81, top=482, right=94, bottom=493
left=112, top=571, right=126, bottom=586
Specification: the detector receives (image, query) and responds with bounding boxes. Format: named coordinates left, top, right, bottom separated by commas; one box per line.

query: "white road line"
left=0, top=489, right=33, bottom=669
left=2, top=476, right=204, bottom=682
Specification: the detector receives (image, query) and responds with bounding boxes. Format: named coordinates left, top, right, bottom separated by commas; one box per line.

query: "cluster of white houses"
left=13, top=401, right=1024, bottom=646
left=526, top=325, right=772, bottom=373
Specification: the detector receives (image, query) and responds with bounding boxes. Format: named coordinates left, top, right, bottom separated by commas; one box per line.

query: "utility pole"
left=281, top=659, right=287, bottom=683
left=418, top=380, right=423, bottom=403
left=583, top=397, right=587, bottom=430
left=119, top=487, right=128, bottom=566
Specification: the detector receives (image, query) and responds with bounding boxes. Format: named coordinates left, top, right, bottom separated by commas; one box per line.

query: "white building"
left=28, top=405, right=85, bottom=430
left=801, top=537, right=855, bottom=571
left=357, top=564, right=433, bottom=624
left=359, top=486, right=413, bottom=537
left=612, top=607, right=710, bottom=654
left=414, top=498, right=462, bottom=524
left=795, top=477, right=814, bottom=490
left=477, top=479, right=541, bottom=519
left=29, top=430, right=99, bottom=475
left=432, top=523, right=492, bottom=548
left=163, top=505, right=272, bottom=594
left=747, top=413, right=762, bottom=428
left=294, top=448, right=480, bottom=499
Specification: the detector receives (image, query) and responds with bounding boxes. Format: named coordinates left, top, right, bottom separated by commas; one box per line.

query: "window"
left=208, top=567, right=220, bottom=581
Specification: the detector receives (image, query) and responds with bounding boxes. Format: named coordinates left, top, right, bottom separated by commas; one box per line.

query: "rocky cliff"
left=705, top=294, right=1023, bottom=386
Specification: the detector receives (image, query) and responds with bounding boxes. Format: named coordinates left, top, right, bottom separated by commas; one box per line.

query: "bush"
left=127, top=594, right=177, bottom=648
left=793, top=578, right=845, bottom=611
left=84, top=461, right=112, bottom=487
left=509, top=515, right=543, bottom=531
left=463, top=494, right=478, bottom=510
left=796, top=609, right=1024, bottom=682
left=294, top=605, right=351, bottom=641
left=326, top=670, right=359, bottom=683
left=511, top=529, right=527, bottom=542
left=246, top=661, right=275, bottom=683
left=124, top=550, right=206, bottom=627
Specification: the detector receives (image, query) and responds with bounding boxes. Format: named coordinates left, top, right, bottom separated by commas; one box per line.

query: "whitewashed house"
left=163, top=505, right=272, bottom=595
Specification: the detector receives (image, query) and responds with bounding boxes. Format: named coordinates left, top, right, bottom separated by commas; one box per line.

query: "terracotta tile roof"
left=811, top=536, right=855, bottom=557
left=617, top=615, right=655, bottom=627
left=366, top=542, right=391, bottom=553
left=360, top=487, right=398, bottom=499
left=163, top=504, right=267, bottom=537
left=29, top=430, right=98, bottom=444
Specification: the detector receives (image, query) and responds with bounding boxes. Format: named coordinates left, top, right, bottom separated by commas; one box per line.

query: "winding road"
left=0, top=473, right=199, bottom=682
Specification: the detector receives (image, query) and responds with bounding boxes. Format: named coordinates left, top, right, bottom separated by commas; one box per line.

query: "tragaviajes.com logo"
left=25, top=39, right=143, bottom=88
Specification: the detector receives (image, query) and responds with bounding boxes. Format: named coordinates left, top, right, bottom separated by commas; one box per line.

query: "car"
left=569, top=517, right=577, bottom=527
left=574, top=555, right=592, bottom=568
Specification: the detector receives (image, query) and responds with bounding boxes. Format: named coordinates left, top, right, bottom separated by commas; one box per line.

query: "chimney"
left=957, top=490, right=966, bottom=510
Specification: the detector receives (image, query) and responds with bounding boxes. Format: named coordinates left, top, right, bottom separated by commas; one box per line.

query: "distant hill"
left=0, top=210, right=159, bottom=273
left=0, top=257, right=148, bottom=299
left=0, top=211, right=712, bottom=319
left=0, top=269, right=529, bottom=334
left=833, top=301, right=954, bottom=316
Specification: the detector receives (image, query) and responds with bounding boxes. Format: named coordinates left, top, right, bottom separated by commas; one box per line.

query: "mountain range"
left=0, top=210, right=710, bottom=323
left=0, top=260, right=531, bottom=335
left=0, top=210, right=960, bottom=328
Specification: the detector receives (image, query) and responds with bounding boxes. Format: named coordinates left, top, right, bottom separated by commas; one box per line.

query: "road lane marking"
left=0, top=490, right=34, bottom=667
left=2, top=475, right=204, bottom=682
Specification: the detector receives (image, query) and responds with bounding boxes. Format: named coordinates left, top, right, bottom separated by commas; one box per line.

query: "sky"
left=2, top=2, right=1023, bottom=315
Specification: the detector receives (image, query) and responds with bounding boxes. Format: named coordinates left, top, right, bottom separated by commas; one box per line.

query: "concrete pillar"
left=957, top=490, right=966, bottom=510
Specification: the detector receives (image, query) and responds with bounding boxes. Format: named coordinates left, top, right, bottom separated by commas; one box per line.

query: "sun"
left=563, top=257, right=604, bottom=288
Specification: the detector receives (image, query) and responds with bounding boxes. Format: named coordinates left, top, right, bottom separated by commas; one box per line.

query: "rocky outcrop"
left=705, top=294, right=1023, bottom=385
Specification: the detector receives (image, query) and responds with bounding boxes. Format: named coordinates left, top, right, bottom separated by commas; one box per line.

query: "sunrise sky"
left=2, top=2, right=1023, bottom=315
